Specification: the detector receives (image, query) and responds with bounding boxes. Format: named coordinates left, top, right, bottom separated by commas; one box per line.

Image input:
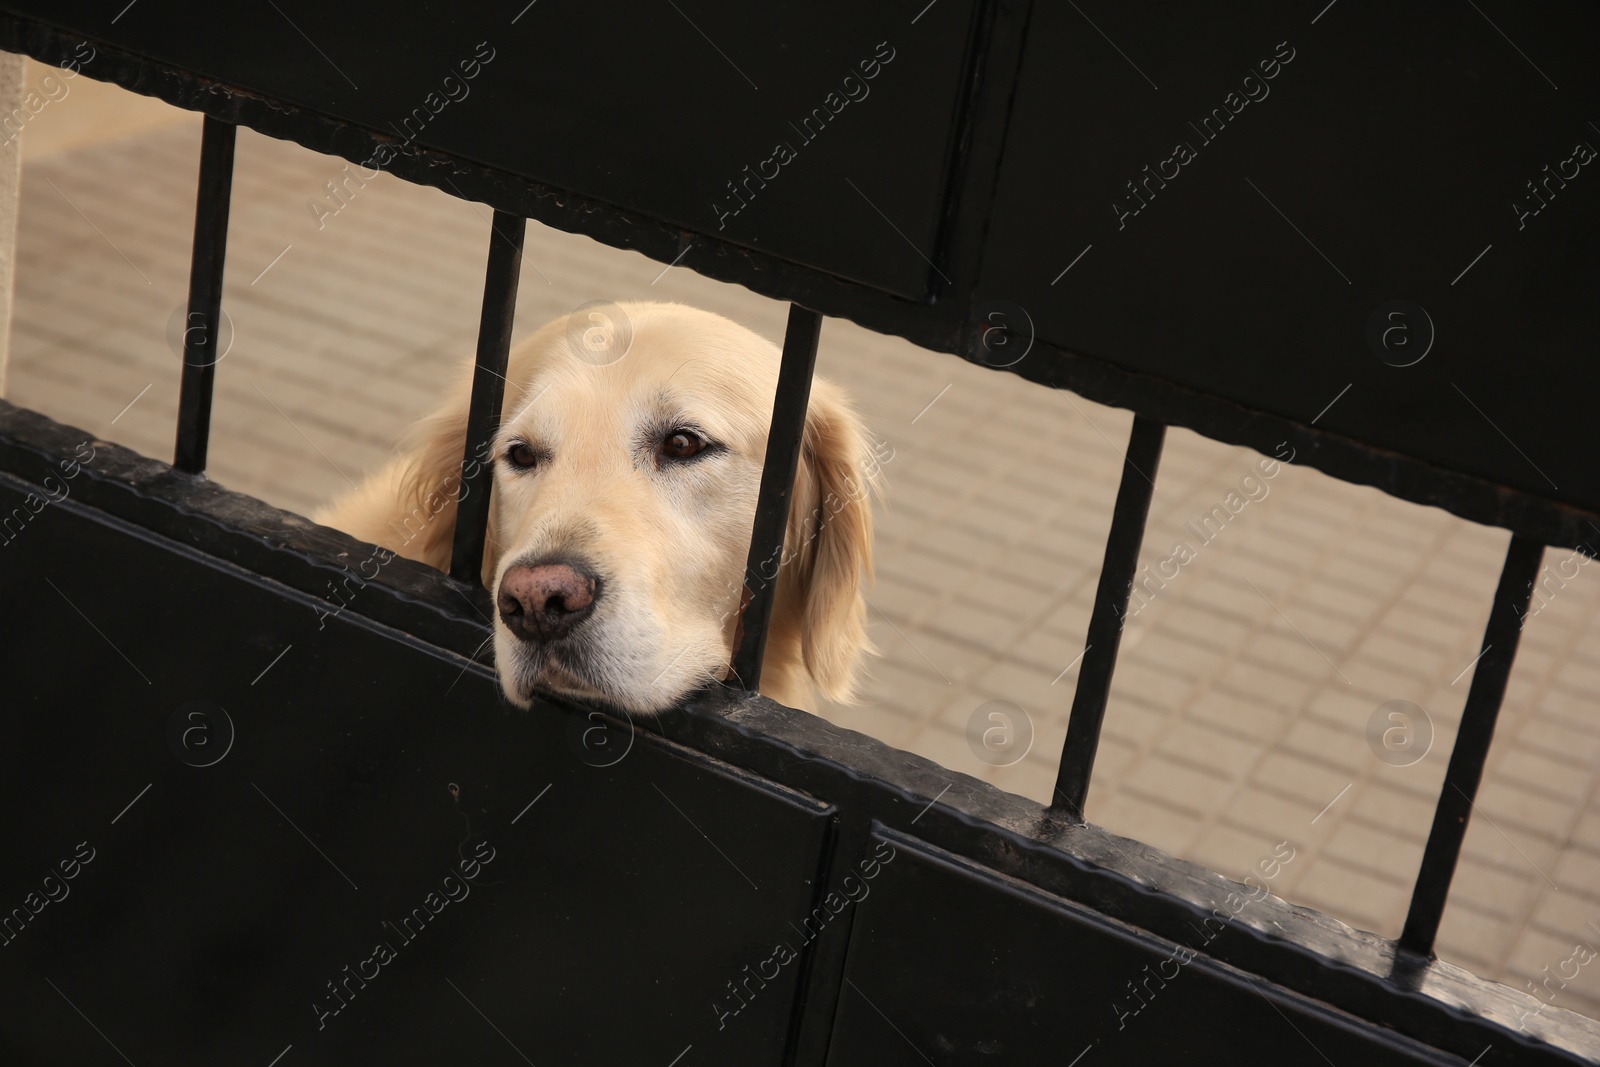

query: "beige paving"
left=7, top=91, right=1600, bottom=1023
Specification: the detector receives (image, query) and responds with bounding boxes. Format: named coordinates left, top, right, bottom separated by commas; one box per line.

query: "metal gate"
left=2, top=2, right=1598, bottom=1064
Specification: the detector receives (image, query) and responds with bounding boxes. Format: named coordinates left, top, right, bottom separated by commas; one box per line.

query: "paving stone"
left=1252, top=753, right=1357, bottom=815
left=1553, top=849, right=1600, bottom=903
left=1456, top=856, right=1546, bottom=921
left=1291, top=858, right=1408, bottom=937
left=1349, top=782, right=1439, bottom=841
left=1279, top=717, right=1369, bottom=774
left=1153, top=720, right=1261, bottom=780
left=1435, top=899, right=1521, bottom=973
left=1320, top=820, right=1425, bottom=885
left=1497, top=745, right=1597, bottom=805
left=1475, top=780, right=1581, bottom=845
left=1186, top=823, right=1293, bottom=886
left=1100, top=695, right=1178, bottom=752
left=1188, top=686, right=1287, bottom=739
left=1121, top=753, right=1233, bottom=816
left=1084, top=791, right=1201, bottom=860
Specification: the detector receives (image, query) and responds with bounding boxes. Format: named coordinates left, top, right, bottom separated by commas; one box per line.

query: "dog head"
left=397, top=302, right=880, bottom=714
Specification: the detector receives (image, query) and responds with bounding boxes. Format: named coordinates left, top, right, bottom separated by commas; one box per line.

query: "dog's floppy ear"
left=392, top=330, right=557, bottom=580
left=392, top=378, right=473, bottom=574
left=391, top=366, right=503, bottom=583
left=778, top=378, right=882, bottom=703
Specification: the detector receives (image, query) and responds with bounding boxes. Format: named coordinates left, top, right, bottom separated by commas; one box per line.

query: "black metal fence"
left=2, top=3, right=1598, bottom=1065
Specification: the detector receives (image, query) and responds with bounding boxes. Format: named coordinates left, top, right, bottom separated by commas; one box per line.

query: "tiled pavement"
left=8, top=106, right=1600, bottom=1022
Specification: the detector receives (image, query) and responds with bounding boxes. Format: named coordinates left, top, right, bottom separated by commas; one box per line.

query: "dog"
left=315, top=301, right=880, bottom=715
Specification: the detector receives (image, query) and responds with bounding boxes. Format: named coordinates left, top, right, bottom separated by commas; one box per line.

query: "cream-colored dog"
left=315, top=301, right=879, bottom=714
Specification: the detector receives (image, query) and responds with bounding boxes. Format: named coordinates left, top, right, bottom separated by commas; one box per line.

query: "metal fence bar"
left=1399, top=534, right=1545, bottom=956
left=730, top=303, right=823, bottom=692
left=1052, top=415, right=1167, bottom=820
left=449, top=211, right=525, bottom=584
left=172, top=115, right=236, bottom=474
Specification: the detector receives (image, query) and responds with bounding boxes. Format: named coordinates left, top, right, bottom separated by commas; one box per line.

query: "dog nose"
left=497, top=560, right=599, bottom=641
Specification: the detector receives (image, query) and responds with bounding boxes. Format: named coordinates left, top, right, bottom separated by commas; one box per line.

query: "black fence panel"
left=3, top=403, right=1596, bottom=1064
left=0, top=455, right=833, bottom=1066
left=1, top=1, right=978, bottom=301
left=2, top=1, right=1600, bottom=1064
left=3, top=5, right=1598, bottom=547
left=983, top=1, right=1600, bottom=515
left=832, top=833, right=1457, bottom=1065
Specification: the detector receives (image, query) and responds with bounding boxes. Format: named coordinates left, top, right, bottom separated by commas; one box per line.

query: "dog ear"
left=392, top=378, right=472, bottom=574
left=779, top=378, right=883, bottom=704
left=392, top=330, right=561, bottom=581
left=392, top=365, right=502, bottom=583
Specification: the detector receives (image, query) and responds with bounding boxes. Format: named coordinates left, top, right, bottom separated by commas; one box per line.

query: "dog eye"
left=505, top=442, right=540, bottom=470
left=660, top=430, right=707, bottom=461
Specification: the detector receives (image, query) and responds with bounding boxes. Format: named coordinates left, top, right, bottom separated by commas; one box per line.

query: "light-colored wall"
left=0, top=52, right=24, bottom=396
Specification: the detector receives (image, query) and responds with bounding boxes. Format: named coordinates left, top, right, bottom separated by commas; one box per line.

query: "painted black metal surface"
left=3, top=1, right=1600, bottom=1062
left=450, top=211, right=524, bottom=585
left=3, top=405, right=1597, bottom=1065
left=171, top=115, right=235, bottom=475
left=0, top=1, right=977, bottom=302
left=830, top=832, right=1457, bottom=1065
left=732, top=304, right=822, bottom=694
left=981, top=1, right=1600, bottom=515
left=1400, top=534, right=1545, bottom=956
left=0, top=458, right=834, bottom=1066
left=3, top=10, right=1599, bottom=552
left=1054, top=415, right=1165, bottom=820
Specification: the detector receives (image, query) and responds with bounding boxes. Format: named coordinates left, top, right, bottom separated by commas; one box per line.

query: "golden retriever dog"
left=315, top=301, right=880, bottom=715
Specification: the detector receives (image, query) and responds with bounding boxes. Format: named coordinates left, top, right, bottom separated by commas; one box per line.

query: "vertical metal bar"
left=1052, top=415, right=1166, bottom=821
left=1399, top=534, right=1544, bottom=956
left=172, top=116, right=236, bottom=474
left=449, top=211, right=525, bottom=583
left=730, top=304, right=822, bottom=692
